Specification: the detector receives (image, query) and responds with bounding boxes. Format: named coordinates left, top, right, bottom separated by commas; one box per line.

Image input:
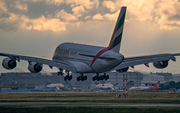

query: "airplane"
left=128, top=81, right=160, bottom=91
left=46, top=83, right=65, bottom=91
left=95, top=83, right=114, bottom=90
left=128, top=86, right=150, bottom=91
left=149, top=81, right=160, bottom=90
left=0, top=6, right=180, bottom=82
left=46, top=83, right=65, bottom=88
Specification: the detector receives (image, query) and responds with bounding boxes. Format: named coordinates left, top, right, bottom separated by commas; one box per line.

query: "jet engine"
left=28, top=62, right=43, bottom=73
left=2, top=58, right=17, bottom=69
left=153, top=60, right=168, bottom=69
left=116, top=67, right=129, bottom=73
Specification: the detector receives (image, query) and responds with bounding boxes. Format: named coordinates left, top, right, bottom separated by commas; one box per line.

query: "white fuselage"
left=128, top=86, right=150, bottom=91
left=95, top=83, right=114, bottom=90
left=52, top=43, right=124, bottom=73
left=47, top=83, right=64, bottom=88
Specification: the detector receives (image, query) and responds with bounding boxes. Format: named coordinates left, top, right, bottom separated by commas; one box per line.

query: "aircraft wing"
left=0, top=52, right=77, bottom=72
left=113, top=53, right=180, bottom=70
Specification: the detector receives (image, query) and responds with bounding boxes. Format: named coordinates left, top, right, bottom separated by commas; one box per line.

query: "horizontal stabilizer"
left=79, top=54, right=117, bottom=60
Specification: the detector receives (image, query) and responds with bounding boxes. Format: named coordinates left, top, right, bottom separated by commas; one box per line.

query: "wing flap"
left=79, top=54, right=117, bottom=60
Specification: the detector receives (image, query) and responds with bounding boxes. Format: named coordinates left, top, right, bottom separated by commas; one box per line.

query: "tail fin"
left=108, top=6, right=126, bottom=53
left=154, top=81, right=160, bottom=87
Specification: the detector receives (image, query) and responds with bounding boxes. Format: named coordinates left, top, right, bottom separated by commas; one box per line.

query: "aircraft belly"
left=91, top=59, right=121, bottom=73
left=68, top=61, right=93, bottom=73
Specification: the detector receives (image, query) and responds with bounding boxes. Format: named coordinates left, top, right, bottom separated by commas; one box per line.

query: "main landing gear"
left=58, top=69, right=63, bottom=76
left=58, top=69, right=72, bottom=81
left=92, top=73, right=109, bottom=81
left=77, top=73, right=87, bottom=81
left=64, top=71, right=72, bottom=81
left=58, top=71, right=63, bottom=76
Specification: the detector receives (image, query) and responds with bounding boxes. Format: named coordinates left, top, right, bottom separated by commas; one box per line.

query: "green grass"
left=0, top=92, right=180, bottom=113
left=1, top=106, right=180, bottom=113
left=0, top=92, right=180, bottom=104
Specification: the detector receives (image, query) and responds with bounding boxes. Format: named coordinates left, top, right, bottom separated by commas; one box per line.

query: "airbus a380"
left=0, top=6, right=180, bottom=82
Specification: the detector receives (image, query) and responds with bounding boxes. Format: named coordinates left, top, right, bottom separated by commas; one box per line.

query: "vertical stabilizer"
left=154, top=81, right=160, bottom=87
left=108, top=6, right=126, bottom=53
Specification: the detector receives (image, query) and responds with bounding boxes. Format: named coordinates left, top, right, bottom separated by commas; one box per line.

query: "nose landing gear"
left=58, top=68, right=63, bottom=76
left=64, top=71, right=72, bottom=81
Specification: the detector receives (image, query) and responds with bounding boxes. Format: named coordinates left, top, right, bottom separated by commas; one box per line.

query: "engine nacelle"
left=116, top=67, right=129, bottom=73
left=2, top=58, right=17, bottom=70
left=153, top=60, right=168, bottom=69
left=28, top=62, right=43, bottom=73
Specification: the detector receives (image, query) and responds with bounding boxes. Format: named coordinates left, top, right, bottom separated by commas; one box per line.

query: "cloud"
left=14, top=1, right=28, bottom=11
left=121, top=0, right=156, bottom=21
left=152, top=0, right=180, bottom=30
left=0, top=0, right=7, bottom=15
left=104, top=11, right=119, bottom=21
left=92, top=13, right=104, bottom=20
left=102, top=0, right=117, bottom=12
left=72, top=5, right=85, bottom=18
left=66, top=0, right=99, bottom=9
left=55, top=9, right=77, bottom=21
left=121, top=0, right=180, bottom=30
left=45, top=0, right=64, bottom=6
left=0, top=13, right=19, bottom=31
left=24, top=0, right=43, bottom=2
left=0, top=13, right=67, bottom=32
left=20, top=15, right=67, bottom=32
left=1, top=0, right=180, bottom=32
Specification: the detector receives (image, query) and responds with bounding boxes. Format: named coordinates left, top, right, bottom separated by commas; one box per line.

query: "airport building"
left=104, top=72, right=143, bottom=87
left=0, top=72, right=93, bottom=86
left=141, top=72, right=177, bottom=86
left=0, top=72, right=180, bottom=89
left=0, top=72, right=143, bottom=87
left=0, top=83, right=35, bottom=92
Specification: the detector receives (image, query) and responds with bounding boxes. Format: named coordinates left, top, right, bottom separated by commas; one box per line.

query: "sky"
left=0, top=0, right=180, bottom=74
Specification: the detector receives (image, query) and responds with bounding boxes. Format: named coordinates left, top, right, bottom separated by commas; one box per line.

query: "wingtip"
left=121, top=6, right=127, bottom=8
left=172, top=53, right=180, bottom=56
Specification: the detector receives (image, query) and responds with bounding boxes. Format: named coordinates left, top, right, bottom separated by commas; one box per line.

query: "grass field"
left=1, top=106, right=180, bottom=113
left=0, top=92, right=180, bottom=113
left=0, top=92, right=180, bottom=104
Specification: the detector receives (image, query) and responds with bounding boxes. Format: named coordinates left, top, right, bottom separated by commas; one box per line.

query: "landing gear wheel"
left=64, top=75, right=72, bottom=81
left=82, top=76, right=87, bottom=81
left=84, top=76, right=87, bottom=80
left=77, top=74, right=87, bottom=81
left=58, top=72, right=63, bottom=76
left=92, top=74, right=100, bottom=81
left=68, top=75, right=72, bottom=81
left=99, top=76, right=101, bottom=80
left=97, top=76, right=100, bottom=81
left=92, top=76, right=95, bottom=81
left=103, top=75, right=106, bottom=80
left=92, top=73, right=109, bottom=81
left=107, top=75, right=109, bottom=79
left=77, top=76, right=80, bottom=81
left=64, top=76, right=67, bottom=81
left=105, top=75, right=109, bottom=80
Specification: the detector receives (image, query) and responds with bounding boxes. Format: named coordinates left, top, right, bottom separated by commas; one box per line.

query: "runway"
left=0, top=102, right=180, bottom=107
